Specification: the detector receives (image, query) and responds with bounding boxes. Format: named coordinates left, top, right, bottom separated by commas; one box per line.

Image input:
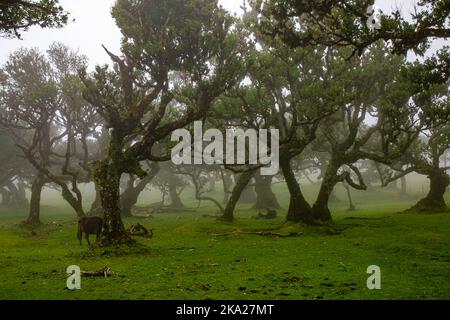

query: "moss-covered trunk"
left=280, top=157, right=313, bottom=223
left=253, top=172, right=280, bottom=209
left=408, top=170, right=449, bottom=212
left=93, top=143, right=134, bottom=246
left=94, top=160, right=134, bottom=246
left=25, top=173, right=45, bottom=226
left=221, top=170, right=254, bottom=222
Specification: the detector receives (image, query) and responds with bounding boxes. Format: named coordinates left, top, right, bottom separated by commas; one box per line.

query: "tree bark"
left=253, top=172, right=280, bottom=209
left=221, top=170, right=254, bottom=222
left=280, top=157, right=313, bottom=223
left=88, top=185, right=103, bottom=216
left=220, top=169, right=232, bottom=204
left=311, top=163, right=339, bottom=222
left=168, top=178, right=184, bottom=209
left=121, top=164, right=160, bottom=216
left=238, top=180, right=256, bottom=203
left=407, top=170, right=449, bottom=212
left=25, top=173, right=45, bottom=226
left=93, top=160, right=134, bottom=246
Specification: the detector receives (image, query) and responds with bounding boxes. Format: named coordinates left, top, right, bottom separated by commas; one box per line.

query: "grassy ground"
left=0, top=181, right=449, bottom=300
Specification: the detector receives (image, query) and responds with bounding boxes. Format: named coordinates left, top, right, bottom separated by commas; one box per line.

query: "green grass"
left=0, top=181, right=449, bottom=300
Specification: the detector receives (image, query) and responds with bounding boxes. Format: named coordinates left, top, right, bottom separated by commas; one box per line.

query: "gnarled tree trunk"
left=168, top=178, right=185, bottom=209
left=93, top=159, right=134, bottom=246
left=220, top=169, right=232, bottom=204
left=25, top=173, right=45, bottom=226
left=253, top=172, right=280, bottom=209
left=280, top=157, right=313, bottom=223
left=121, top=164, right=160, bottom=216
left=221, top=170, right=254, bottom=222
left=407, top=170, right=449, bottom=212
left=88, top=185, right=102, bottom=216
left=311, top=163, right=339, bottom=222
left=238, top=177, right=256, bottom=204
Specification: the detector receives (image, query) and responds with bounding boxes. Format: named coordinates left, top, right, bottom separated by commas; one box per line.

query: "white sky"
left=0, top=0, right=440, bottom=67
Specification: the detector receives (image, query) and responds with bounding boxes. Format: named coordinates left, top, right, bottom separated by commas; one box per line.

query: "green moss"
left=0, top=184, right=449, bottom=300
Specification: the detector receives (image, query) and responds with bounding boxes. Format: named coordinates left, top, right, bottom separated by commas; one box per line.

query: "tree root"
left=127, top=223, right=153, bottom=238
left=405, top=197, right=448, bottom=213
left=98, top=233, right=136, bottom=247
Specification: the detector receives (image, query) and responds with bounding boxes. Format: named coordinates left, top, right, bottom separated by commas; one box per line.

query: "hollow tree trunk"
left=25, top=173, right=45, bottom=226
left=311, top=163, right=339, bottom=222
left=221, top=170, right=254, bottom=222
left=408, top=170, right=449, bottom=212
left=60, top=185, right=85, bottom=219
left=93, top=160, right=134, bottom=246
left=253, top=172, right=280, bottom=209
left=280, top=157, right=313, bottom=223
left=168, top=178, right=184, bottom=209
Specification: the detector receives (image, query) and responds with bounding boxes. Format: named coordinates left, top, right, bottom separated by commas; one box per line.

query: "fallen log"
left=344, top=216, right=392, bottom=220
left=211, top=230, right=303, bottom=238
left=81, top=266, right=111, bottom=278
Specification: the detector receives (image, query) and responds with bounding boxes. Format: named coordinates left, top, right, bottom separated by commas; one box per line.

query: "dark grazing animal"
left=77, top=216, right=103, bottom=245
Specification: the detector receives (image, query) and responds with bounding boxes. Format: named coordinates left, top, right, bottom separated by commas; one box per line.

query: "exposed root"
left=127, top=223, right=153, bottom=238
left=98, top=232, right=136, bottom=247
left=405, top=198, right=449, bottom=213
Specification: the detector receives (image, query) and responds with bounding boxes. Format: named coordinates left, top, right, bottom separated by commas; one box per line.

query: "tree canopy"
left=0, top=0, right=68, bottom=38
